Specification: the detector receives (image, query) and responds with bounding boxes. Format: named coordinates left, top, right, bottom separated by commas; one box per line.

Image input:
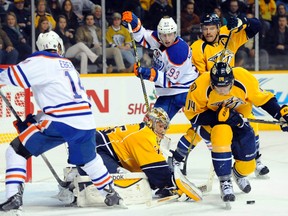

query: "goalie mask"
left=144, top=107, right=170, bottom=140
left=36, top=31, right=65, bottom=56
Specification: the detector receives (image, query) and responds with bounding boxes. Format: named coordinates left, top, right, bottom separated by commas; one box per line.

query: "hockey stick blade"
left=146, top=195, right=179, bottom=208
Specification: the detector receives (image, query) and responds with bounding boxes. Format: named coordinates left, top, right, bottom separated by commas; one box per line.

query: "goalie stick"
left=0, top=88, right=69, bottom=188
left=127, top=23, right=150, bottom=112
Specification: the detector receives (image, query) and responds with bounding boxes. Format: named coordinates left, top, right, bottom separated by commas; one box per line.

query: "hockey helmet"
left=201, top=13, right=221, bottom=27
left=157, top=17, right=177, bottom=41
left=36, top=31, right=65, bottom=56
left=144, top=107, right=170, bottom=139
left=210, top=62, right=234, bottom=87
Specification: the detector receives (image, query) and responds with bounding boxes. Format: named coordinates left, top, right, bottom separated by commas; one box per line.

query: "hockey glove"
left=13, top=114, right=36, bottom=134
left=217, top=106, right=244, bottom=127
left=122, top=11, right=141, bottom=32
left=227, top=16, right=238, bottom=30
left=279, top=105, right=288, bottom=132
left=133, top=63, right=158, bottom=81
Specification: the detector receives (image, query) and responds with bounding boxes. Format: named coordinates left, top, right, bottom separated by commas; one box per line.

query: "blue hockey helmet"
left=210, top=62, right=234, bottom=87
left=201, top=13, right=221, bottom=27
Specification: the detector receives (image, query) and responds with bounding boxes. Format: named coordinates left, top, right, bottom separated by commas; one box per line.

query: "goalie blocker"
left=57, top=167, right=202, bottom=206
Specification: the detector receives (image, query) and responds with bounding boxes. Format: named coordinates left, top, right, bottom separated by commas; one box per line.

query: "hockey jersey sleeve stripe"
left=43, top=102, right=92, bottom=117
left=8, top=65, right=30, bottom=88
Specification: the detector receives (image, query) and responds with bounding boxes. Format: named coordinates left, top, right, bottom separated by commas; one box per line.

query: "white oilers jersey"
left=0, top=51, right=96, bottom=130
left=134, top=27, right=199, bottom=96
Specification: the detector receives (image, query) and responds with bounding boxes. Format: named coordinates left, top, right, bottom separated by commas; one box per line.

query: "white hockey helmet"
left=157, top=17, right=177, bottom=40
left=36, top=31, right=65, bottom=56
left=144, top=107, right=170, bottom=139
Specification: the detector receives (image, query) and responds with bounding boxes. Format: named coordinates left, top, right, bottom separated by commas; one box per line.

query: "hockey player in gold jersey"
left=184, top=62, right=288, bottom=202
left=171, top=13, right=269, bottom=178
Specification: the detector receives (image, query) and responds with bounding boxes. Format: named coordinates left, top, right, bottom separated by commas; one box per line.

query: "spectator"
left=259, top=0, right=277, bottom=37
left=223, top=0, right=247, bottom=20
left=180, top=1, right=201, bottom=45
left=35, top=16, right=50, bottom=41
left=55, top=15, right=102, bottom=74
left=106, top=12, right=135, bottom=72
left=60, top=0, right=79, bottom=33
left=271, top=2, right=287, bottom=28
left=8, top=0, right=31, bottom=38
left=46, top=0, right=62, bottom=21
left=0, top=0, right=12, bottom=24
left=264, top=15, right=288, bottom=68
left=0, top=27, right=18, bottom=64
left=214, top=6, right=227, bottom=26
left=92, top=4, right=108, bottom=28
left=2, top=12, right=32, bottom=62
left=34, top=0, right=56, bottom=30
left=59, top=0, right=96, bottom=24
left=193, top=0, right=218, bottom=16
left=147, top=0, right=174, bottom=29
left=75, top=13, right=127, bottom=73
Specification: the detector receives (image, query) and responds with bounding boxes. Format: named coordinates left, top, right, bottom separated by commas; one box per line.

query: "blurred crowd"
left=0, top=0, right=287, bottom=73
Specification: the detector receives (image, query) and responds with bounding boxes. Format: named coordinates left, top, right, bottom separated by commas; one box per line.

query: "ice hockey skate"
left=104, top=184, right=127, bottom=208
left=232, top=167, right=251, bottom=193
left=0, top=184, right=23, bottom=215
left=255, top=157, right=270, bottom=177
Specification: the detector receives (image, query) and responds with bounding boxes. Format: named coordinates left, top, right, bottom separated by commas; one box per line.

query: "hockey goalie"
left=57, top=108, right=202, bottom=206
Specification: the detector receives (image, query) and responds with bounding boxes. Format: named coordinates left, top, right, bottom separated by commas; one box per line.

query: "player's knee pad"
left=10, top=137, right=32, bottom=159
left=211, top=124, right=232, bottom=153
left=234, top=159, right=256, bottom=176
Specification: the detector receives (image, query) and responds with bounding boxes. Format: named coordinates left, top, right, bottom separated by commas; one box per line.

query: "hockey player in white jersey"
left=122, top=11, right=198, bottom=116
left=0, top=31, right=124, bottom=213
left=122, top=12, right=199, bottom=175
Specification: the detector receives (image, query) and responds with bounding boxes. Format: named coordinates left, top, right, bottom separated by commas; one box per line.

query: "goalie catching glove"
left=134, top=63, right=158, bottom=81
left=156, top=166, right=202, bottom=201
left=122, top=11, right=141, bottom=32
left=13, top=114, right=36, bottom=134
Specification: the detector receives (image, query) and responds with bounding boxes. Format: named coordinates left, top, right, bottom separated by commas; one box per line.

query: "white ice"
left=0, top=131, right=288, bottom=216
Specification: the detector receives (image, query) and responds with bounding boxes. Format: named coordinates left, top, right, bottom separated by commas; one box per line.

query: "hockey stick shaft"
left=127, top=23, right=150, bottom=112
left=244, top=118, right=284, bottom=125
left=182, top=126, right=199, bottom=175
left=0, top=88, right=68, bottom=187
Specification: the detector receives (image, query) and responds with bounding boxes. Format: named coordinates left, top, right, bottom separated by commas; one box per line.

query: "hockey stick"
left=219, top=19, right=243, bottom=62
left=197, top=163, right=215, bottom=193
left=146, top=194, right=179, bottom=208
left=244, top=118, right=284, bottom=125
left=127, top=23, right=150, bottom=111
left=182, top=126, right=199, bottom=175
left=0, top=88, right=69, bottom=187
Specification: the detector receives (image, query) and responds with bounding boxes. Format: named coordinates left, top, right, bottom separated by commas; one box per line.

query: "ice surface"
left=1, top=131, right=288, bottom=216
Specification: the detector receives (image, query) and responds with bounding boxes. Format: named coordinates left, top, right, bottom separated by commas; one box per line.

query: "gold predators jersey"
left=103, top=123, right=166, bottom=172
left=191, top=25, right=249, bottom=74
left=185, top=67, right=275, bottom=121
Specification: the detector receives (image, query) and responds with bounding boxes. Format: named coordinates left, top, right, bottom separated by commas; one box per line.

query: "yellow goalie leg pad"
left=211, top=124, right=232, bottom=153
left=234, top=159, right=256, bottom=176
left=174, top=166, right=202, bottom=201
left=183, top=127, right=202, bottom=147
